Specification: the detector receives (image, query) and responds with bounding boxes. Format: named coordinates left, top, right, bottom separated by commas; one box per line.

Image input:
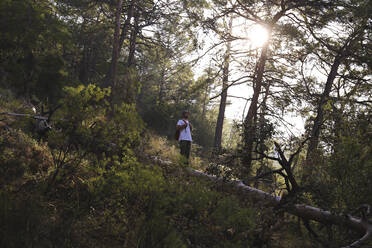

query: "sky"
left=192, top=19, right=306, bottom=136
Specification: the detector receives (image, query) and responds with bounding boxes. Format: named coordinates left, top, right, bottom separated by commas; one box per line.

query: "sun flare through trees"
left=0, top=0, right=371, bottom=247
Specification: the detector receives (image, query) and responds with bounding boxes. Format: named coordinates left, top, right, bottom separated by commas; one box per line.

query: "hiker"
left=176, top=110, right=192, bottom=162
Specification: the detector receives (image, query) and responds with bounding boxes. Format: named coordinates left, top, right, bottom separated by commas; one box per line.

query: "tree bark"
left=240, top=9, right=287, bottom=173
left=303, top=20, right=366, bottom=179
left=106, top=0, right=124, bottom=88
left=242, top=41, right=270, bottom=173
left=118, top=0, right=135, bottom=53
left=158, top=67, right=166, bottom=104
left=214, top=18, right=233, bottom=151
left=149, top=155, right=372, bottom=244
left=123, top=12, right=139, bottom=103
left=127, top=13, right=139, bottom=67
left=185, top=167, right=372, bottom=246
left=201, top=77, right=210, bottom=121
left=304, top=54, right=343, bottom=178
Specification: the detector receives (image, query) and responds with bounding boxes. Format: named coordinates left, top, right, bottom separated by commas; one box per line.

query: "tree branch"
left=342, top=230, right=372, bottom=248
left=0, top=112, right=49, bottom=120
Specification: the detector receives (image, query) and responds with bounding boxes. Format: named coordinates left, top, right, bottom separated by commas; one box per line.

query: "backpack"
left=175, top=120, right=186, bottom=140
left=175, top=129, right=181, bottom=141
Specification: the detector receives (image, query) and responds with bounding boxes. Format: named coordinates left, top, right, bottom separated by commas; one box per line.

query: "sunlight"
left=247, top=24, right=269, bottom=48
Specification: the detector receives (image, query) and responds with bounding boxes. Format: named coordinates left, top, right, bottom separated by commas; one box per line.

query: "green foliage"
left=60, top=84, right=111, bottom=121
left=0, top=0, right=72, bottom=103
left=139, top=66, right=218, bottom=149
left=0, top=190, right=53, bottom=248
left=47, top=84, right=144, bottom=171
left=0, top=81, right=258, bottom=247
left=89, top=156, right=257, bottom=248
left=0, top=129, right=52, bottom=188
left=324, top=116, right=372, bottom=211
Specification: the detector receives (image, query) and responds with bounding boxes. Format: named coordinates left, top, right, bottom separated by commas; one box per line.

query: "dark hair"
left=182, top=110, right=189, bottom=117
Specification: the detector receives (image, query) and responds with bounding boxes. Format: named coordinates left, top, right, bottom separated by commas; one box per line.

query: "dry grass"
left=142, top=133, right=207, bottom=170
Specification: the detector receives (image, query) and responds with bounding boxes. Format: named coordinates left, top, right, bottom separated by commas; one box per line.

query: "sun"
left=247, top=24, right=269, bottom=48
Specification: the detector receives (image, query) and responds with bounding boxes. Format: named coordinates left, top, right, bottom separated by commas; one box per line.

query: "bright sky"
left=225, top=23, right=267, bottom=120
left=189, top=2, right=371, bottom=139
left=193, top=19, right=306, bottom=136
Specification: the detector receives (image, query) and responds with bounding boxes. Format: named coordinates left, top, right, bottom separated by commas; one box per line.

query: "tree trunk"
left=240, top=10, right=287, bottom=177
left=254, top=83, right=271, bottom=188
left=106, top=0, right=124, bottom=88
left=124, top=13, right=139, bottom=103
left=303, top=21, right=366, bottom=179
left=258, top=82, right=270, bottom=154
left=158, top=35, right=171, bottom=105
left=201, top=81, right=210, bottom=121
left=242, top=41, right=270, bottom=174
left=214, top=18, right=233, bottom=151
left=158, top=67, right=166, bottom=105
left=79, top=38, right=93, bottom=84
left=187, top=168, right=371, bottom=237
left=152, top=156, right=372, bottom=247
left=304, top=54, right=342, bottom=178
left=118, top=0, right=135, bottom=53
left=127, top=13, right=139, bottom=67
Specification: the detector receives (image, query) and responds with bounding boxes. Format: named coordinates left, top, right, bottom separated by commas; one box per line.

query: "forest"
left=0, top=0, right=371, bottom=247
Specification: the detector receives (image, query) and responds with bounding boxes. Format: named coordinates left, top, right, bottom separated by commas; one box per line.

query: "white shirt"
left=177, top=119, right=192, bottom=141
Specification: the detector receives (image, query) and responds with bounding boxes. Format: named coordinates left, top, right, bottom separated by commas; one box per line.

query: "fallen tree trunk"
left=186, top=169, right=367, bottom=231
left=185, top=168, right=372, bottom=246
left=151, top=155, right=371, bottom=246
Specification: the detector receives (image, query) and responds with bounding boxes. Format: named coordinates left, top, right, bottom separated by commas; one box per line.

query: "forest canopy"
left=0, top=0, right=372, bottom=247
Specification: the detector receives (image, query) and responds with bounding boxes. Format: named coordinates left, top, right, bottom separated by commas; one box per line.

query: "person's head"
left=182, top=110, right=190, bottom=119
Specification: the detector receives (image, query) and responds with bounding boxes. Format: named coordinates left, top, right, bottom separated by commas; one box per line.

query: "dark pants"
left=179, top=140, right=191, bottom=160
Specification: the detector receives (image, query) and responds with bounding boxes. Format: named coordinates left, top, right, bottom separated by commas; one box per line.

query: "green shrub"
left=0, top=129, right=52, bottom=188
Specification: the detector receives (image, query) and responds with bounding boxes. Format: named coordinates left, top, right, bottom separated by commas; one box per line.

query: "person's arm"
left=176, top=121, right=187, bottom=131
left=189, top=122, right=192, bottom=131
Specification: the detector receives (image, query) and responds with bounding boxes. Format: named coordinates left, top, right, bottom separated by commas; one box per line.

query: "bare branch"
left=254, top=168, right=285, bottom=180
left=0, top=112, right=49, bottom=120
left=342, top=230, right=372, bottom=248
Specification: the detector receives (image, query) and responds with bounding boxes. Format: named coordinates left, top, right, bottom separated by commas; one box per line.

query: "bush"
left=0, top=129, right=52, bottom=187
